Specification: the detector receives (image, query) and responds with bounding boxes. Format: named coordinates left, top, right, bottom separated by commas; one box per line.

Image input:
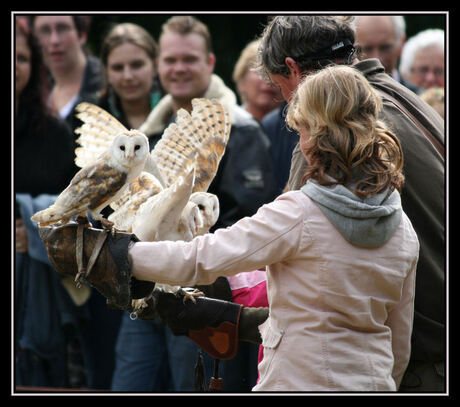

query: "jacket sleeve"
left=129, top=193, right=305, bottom=286
left=385, top=249, right=418, bottom=389
left=208, top=112, right=279, bottom=230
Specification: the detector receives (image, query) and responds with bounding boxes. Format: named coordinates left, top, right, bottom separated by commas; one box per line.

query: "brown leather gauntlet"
left=38, top=221, right=155, bottom=310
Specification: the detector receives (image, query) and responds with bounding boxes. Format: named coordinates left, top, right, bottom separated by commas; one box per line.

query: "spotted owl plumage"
left=33, top=98, right=231, bottom=304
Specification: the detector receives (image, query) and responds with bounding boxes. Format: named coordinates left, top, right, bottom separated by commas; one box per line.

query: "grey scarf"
left=301, top=179, right=402, bottom=247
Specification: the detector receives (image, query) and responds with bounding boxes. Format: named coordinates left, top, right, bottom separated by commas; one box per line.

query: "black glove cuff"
left=156, top=293, right=240, bottom=334
left=107, top=235, right=155, bottom=301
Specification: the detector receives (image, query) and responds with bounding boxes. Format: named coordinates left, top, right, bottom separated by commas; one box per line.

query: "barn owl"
left=65, top=98, right=231, bottom=307
left=31, top=130, right=149, bottom=227
left=189, top=192, right=220, bottom=236
left=93, top=98, right=230, bottom=240
left=131, top=165, right=198, bottom=242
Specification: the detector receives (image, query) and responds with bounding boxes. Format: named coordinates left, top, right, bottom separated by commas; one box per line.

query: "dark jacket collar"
left=354, top=58, right=385, bottom=76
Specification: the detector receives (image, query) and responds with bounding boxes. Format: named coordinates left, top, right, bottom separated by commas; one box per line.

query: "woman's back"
left=255, top=189, right=419, bottom=391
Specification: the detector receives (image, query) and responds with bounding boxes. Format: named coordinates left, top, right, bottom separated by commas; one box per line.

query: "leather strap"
left=377, top=89, right=445, bottom=158
left=75, top=221, right=109, bottom=287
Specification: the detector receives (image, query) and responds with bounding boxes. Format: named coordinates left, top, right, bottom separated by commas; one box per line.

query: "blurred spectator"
left=98, top=22, right=162, bottom=145
left=420, top=87, right=445, bottom=119
left=15, top=18, right=77, bottom=197
left=24, top=15, right=129, bottom=391
left=399, top=28, right=445, bottom=91
left=15, top=16, right=89, bottom=390
left=139, top=15, right=278, bottom=230
left=355, top=15, right=419, bottom=93
left=93, top=22, right=163, bottom=390
left=32, top=15, right=104, bottom=133
left=112, top=15, right=278, bottom=392
left=232, top=39, right=283, bottom=121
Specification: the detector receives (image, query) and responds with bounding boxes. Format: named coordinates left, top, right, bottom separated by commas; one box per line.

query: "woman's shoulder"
left=268, top=190, right=318, bottom=222
left=276, top=189, right=314, bottom=207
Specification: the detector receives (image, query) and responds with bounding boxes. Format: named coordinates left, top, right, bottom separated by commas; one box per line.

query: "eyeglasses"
left=411, top=66, right=444, bottom=78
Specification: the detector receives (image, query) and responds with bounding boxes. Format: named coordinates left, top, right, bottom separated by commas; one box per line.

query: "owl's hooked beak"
left=125, top=149, right=135, bottom=160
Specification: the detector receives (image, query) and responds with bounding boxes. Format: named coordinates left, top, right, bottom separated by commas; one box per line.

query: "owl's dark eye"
left=120, top=145, right=125, bottom=151
left=134, top=145, right=141, bottom=151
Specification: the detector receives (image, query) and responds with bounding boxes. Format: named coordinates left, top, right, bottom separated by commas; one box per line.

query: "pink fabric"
left=227, top=269, right=269, bottom=308
left=227, top=270, right=269, bottom=380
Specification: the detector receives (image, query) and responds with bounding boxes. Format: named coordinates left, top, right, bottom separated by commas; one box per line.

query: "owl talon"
left=101, top=218, right=114, bottom=229
left=177, top=287, right=205, bottom=304
left=100, top=218, right=117, bottom=236
left=129, top=298, right=149, bottom=320
left=75, top=215, right=90, bottom=226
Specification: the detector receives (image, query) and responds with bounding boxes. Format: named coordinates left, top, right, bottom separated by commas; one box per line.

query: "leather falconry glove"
left=38, top=219, right=155, bottom=312
left=149, top=287, right=268, bottom=359
left=38, top=221, right=269, bottom=358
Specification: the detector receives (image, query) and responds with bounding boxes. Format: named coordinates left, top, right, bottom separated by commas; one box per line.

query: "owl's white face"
left=189, top=192, right=219, bottom=233
left=110, top=131, right=149, bottom=170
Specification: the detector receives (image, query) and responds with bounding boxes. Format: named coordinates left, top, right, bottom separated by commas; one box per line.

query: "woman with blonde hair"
left=44, top=65, right=419, bottom=391
left=232, top=40, right=282, bottom=121
left=420, top=86, right=444, bottom=119
left=286, top=65, right=405, bottom=200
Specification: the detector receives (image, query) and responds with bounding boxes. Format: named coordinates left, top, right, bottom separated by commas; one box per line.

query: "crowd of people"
left=14, top=14, right=445, bottom=393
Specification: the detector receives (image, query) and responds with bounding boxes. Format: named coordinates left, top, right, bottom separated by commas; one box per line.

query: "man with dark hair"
left=32, top=15, right=104, bottom=133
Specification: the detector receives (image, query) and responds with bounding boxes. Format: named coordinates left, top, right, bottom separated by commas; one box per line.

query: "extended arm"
left=129, top=193, right=304, bottom=287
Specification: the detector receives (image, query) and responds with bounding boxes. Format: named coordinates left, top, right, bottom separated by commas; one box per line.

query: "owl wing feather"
left=69, top=99, right=229, bottom=241
left=151, top=122, right=195, bottom=187
left=190, top=98, right=231, bottom=192
left=73, top=102, right=166, bottom=209
left=108, top=171, right=164, bottom=231
left=132, top=164, right=195, bottom=241
left=31, top=157, right=128, bottom=226
left=74, top=102, right=129, bottom=168
left=151, top=98, right=231, bottom=192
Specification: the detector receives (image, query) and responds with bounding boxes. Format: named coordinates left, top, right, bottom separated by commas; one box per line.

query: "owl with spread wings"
left=31, top=129, right=150, bottom=227
left=68, top=98, right=231, bottom=307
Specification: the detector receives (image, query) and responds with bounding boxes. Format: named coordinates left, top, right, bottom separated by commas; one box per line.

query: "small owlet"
left=31, top=130, right=149, bottom=226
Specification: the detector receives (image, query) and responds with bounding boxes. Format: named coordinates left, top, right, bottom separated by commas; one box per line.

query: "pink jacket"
left=130, top=190, right=419, bottom=392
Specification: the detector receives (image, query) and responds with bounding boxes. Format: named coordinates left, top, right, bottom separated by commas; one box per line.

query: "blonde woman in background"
left=232, top=40, right=282, bottom=122
left=420, top=87, right=444, bottom=119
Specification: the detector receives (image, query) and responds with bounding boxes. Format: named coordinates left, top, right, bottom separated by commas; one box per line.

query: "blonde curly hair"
left=286, top=65, right=404, bottom=197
